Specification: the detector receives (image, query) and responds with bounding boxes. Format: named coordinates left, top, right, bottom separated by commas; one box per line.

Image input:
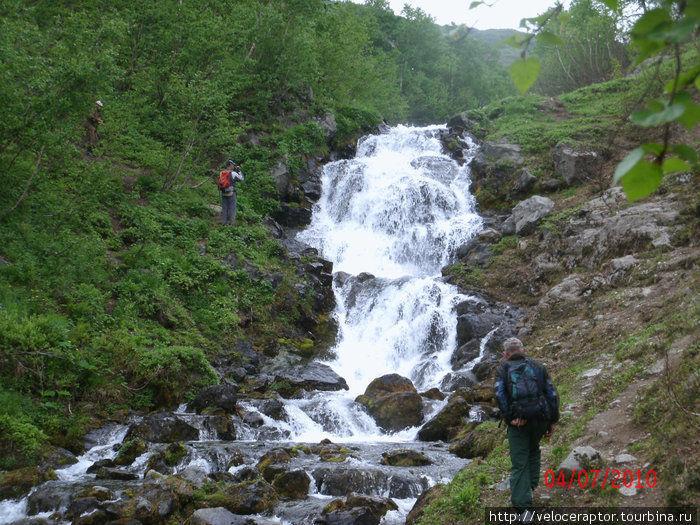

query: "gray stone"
left=186, top=507, right=252, bottom=525
left=275, top=362, right=349, bottom=392
left=615, top=453, right=638, bottom=464
left=515, top=169, right=537, bottom=193
left=271, top=158, right=290, bottom=199
left=511, top=195, right=555, bottom=235
left=553, top=143, right=600, bottom=186
left=558, top=446, right=603, bottom=476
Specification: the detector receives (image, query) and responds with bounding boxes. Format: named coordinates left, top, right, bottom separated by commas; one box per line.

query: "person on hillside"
left=218, top=159, right=244, bottom=226
left=493, top=337, right=559, bottom=520
left=84, top=100, right=103, bottom=152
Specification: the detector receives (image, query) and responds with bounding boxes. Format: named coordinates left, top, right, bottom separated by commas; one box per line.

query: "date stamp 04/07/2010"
left=544, top=469, right=658, bottom=490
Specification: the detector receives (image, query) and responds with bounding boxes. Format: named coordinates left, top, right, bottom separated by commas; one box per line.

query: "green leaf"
left=630, top=102, right=686, bottom=126
left=695, top=75, right=700, bottom=92
left=613, top=148, right=645, bottom=183
left=662, top=158, right=691, bottom=174
left=641, top=142, right=664, bottom=156
left=498, top=34, right=523, bottom=48
left=664, top=65, right=700, bottom=92
left=619, top=160, right=664, bottom=202
left=469, top=1, right=483, bottom=8
left=510, top=58, right=541, bottom=94
left=632, top=9, right=673, bottom=38
left=673, top=92, right=700, bottom=130
left=599, top=0, right=618, bottom=10
left=557, top=12, right=571, bottom=24
left=536, top=31, right=564, bottom=45
left=672, top=144, right=699, bottom=165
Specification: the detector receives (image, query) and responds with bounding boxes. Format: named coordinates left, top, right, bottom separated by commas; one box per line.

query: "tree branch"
left=3, top=145, right=45, bottom=217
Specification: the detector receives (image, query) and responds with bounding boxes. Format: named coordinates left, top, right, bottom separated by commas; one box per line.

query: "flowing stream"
left=1, top=125, right=486, bottom=525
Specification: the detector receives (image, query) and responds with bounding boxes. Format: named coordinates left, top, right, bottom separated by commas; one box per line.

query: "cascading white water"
left=284, top=124, right=483, bottom=441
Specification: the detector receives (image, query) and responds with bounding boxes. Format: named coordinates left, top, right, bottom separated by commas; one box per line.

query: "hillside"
left=410, top=79, right=700, bottom=522
left=0, top=0, right=698, bottom=522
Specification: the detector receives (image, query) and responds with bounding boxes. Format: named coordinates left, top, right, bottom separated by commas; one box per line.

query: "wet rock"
left=86, top=458, right=115, bottom=473
left=420, top=387, right=446, bottom=401
left=449, top=422, right=503, bottom=458
left=41, top=447, right=78, bottom=470
left=217, top=480, right=278, bottom=515
left=189, top=382, right=239, bottom=414
left=451, top=339, right=480, bottom=369
left=27, top=483, right=76, bottom=515
left=315, top=506, right=380, bottom=525
left=317, top=492, right=399, bottom=524
left=176, top=466, right=212, bottom=487
left=271, top=469, right=312, bottom=499
left=257, top=447, right=294, bottom=481
left=274, top=362, right=349, bottom=395
left=103, top=478, right=182, bottom=523
left=315, top=441, right=358, bottom=463
left=205, top=414, right=237, bottom=441
left=380, top=449, right=432, bottom=466
left=114, top=437, right=147, bottom=466
left=125, top=412, right=199, bottom=443
left=355, top=374, right=424, bottom=432
left=313, top=467, right=427, bottom=499
left=471, top=355, right=499, bottom=382
left=417, top=395, right=471, bottom=442
left=186, top=507, right=251, bottom=525
left=0, top=466, right=56, bottom=500
left=95, top=466, right=140, bottom=480
left=406, top=485, right=444, bottom=525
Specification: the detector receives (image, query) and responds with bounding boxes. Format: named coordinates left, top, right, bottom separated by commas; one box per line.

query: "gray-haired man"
left=494, top=337, right=559, bottom=518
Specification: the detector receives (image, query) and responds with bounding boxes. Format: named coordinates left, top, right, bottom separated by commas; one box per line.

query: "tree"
left=478, top=0, right=699, bottom=201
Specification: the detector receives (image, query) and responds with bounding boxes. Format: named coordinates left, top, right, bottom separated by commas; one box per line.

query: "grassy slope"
left=416, top=57, right=700, bottom=523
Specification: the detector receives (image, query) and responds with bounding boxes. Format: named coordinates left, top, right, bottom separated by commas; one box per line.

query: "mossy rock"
left=165, top=442, right=188, bottom=466
left=114, top=438, right=148, bottom=466
left=271, top=469, right=311, bottom=499
left=0, top=466, right=57, bottom=500
left=449, top=421, right=504, bottom=459
left=380, top=449, right=432, bottom=467
left=208, top=480, right=278, bottom=515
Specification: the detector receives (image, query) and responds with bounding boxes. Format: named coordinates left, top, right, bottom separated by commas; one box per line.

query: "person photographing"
left=218, top=160, right=244, bottom=226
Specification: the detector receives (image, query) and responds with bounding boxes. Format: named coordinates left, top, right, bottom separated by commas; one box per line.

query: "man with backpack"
left=494, top=337, right=559, bottom=520
left=218, top=160, right=244, bottom=226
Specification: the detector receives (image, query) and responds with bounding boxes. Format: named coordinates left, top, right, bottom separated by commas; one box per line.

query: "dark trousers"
left=221, top=192, right=237, bottom=225
left=507, top=419, right=549, bottom=512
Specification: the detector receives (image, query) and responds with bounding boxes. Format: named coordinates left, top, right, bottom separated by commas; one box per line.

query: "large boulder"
left=312, top=467, right=428, bottom=499
left=380, top=449, right=432, bottom=467
left=271, top=469, right=312, bottom=499
left=510, top=195, right=555, bottom=235
left=274, top=362, right=349, bottom=394
left=124, top=412, right=199, bottom=443
left=217, top=480, right=279, bottom=515
left=355, top=374, right=424, bottom=432
left=0, top=466, right=57, bottom=500
left=416, top=395, right=471, bottom=442
left=449, top=421, right=503, bottom=458
left=188, top=382, right=239, bottom=414
left=468, top=140, right=526, bottom=208
left=552, top=143, right=600, bottom=186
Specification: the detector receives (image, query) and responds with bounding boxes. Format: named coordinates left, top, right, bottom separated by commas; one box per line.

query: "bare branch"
left=3, top=145, right=45, bottom=217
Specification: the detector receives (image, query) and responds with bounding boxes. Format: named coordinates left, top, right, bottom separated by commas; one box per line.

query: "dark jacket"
left=494, top=353, right=559, bottom=424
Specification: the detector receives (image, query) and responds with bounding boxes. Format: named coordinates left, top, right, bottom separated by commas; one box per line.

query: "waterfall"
left=288, top=124, right=482, bottom=440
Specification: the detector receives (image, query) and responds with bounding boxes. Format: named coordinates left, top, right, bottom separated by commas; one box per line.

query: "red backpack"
left=218, top=170, right=233, bottom=191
